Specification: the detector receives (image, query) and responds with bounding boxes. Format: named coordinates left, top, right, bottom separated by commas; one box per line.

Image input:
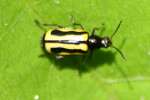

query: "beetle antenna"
left=111, top=45, right=126, bottom=60
left=34, top=19, right=46, bottom=31
left=111, top=20, right=122, bottom=39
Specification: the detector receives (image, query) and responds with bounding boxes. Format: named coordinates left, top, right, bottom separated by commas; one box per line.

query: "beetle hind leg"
left=43, top=23, right=64, bottom=28
left=34, top=19, right=64, bottom=29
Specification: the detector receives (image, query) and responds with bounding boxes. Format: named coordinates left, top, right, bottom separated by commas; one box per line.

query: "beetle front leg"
left=91, top=23, right=105, bottom=36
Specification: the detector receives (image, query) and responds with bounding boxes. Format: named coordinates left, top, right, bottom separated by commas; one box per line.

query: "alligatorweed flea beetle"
left=35, top=19, right=133, bottom=88
left=35, top=20, right=125, bottom=60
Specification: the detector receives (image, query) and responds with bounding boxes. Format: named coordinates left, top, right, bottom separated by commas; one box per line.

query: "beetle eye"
left=101, top=39, right=107, bottom=47
left=101, top=37, right=112, bottom=48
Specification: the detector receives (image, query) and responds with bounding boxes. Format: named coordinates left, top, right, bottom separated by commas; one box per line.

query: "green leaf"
left=0, top=0, right=150, bottom=99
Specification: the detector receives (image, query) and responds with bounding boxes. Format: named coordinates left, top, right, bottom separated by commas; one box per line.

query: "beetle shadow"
left=41, top=50, right=115, bottom=74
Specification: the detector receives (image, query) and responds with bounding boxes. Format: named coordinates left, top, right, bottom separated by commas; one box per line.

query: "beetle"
left=35, top=20, right=125, bottom=60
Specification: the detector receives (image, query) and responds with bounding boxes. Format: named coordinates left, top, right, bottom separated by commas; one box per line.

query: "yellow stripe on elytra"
left=44, top=29, right=88, bottom=41
left=45, top=43, right=88, bottom=53
left=58, top=52, right=83, bottom=55
left=58, top=28, right=85, bottom=32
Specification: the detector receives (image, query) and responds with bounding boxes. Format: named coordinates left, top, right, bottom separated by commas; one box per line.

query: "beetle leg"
left=72, top=23, right=84, bottom=29
left=34, top=19, right=47, bottom=31
left=91, top=23, right=105, bottom=35
left=38, top=54, right=46, bottom=57
left=34, top=19, right=63, bottom=29
left=69, top=15, right=84, bottom=29
left=43, top=23, right=63, bottom=28
left=91, top=27, right=100, bottom=36
left=81, top=50, right=94, bottom=65
left=99, top=23, right=105, bottom=35
left=55, top=55, right=64, bottom=59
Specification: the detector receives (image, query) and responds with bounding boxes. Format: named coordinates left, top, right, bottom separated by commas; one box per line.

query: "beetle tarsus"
left=56, top=55, right=64, bottom=59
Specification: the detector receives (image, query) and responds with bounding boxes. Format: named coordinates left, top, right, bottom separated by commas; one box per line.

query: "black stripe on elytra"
left=51, top=29, right=87, bottom=36
left=51, top=48, right=87, bottom=53
left=44, top=40, right=87, bottom=44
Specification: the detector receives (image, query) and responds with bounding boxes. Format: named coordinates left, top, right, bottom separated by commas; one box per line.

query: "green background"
left=0, top=0, right=150, bottom=99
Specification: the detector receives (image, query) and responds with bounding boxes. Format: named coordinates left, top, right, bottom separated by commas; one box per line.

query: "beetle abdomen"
left=43, top=28, right=89, bottom=55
